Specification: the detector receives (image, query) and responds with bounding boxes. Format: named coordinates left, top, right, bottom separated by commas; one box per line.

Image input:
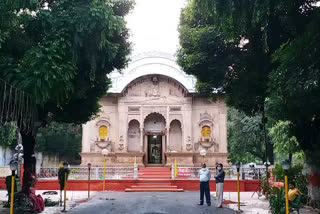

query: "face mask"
left=217, top=167, right=222, bottom=170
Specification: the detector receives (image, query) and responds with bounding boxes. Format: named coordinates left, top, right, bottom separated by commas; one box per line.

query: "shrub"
left=272, top=163, right=309, bottom=204
left=269, top=186, right=285, bottom=214
left=44, top=198, right=59, bottom=207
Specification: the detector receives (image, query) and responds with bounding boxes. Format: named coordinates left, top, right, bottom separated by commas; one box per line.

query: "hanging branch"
left=0, top=79, right=37, bottom=133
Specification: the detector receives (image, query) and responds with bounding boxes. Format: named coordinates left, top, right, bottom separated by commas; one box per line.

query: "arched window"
left=99, top=125, right=108, bottom=138
left=201, top=125, right=211, bottom=138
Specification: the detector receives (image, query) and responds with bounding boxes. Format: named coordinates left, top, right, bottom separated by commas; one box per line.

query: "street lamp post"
left=281, top=159, right=290, bottom=214
left=87, top=163, right=91, bottom=199
left=200, top=149, right=206, bottom=163
left=62, top=162, right=69, bottom=212
left=236, top=162, right=241, bottom=212
left=14, top=144, right=23, bottom=190
left=9, top=160, right=18, bottom=214
left=101, top=149, right=109, bottom=191
left=264, top=161, right=271, bottom=196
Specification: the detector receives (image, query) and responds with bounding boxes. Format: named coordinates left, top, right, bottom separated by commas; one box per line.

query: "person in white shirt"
left=198, top=163, right=211, bottom=206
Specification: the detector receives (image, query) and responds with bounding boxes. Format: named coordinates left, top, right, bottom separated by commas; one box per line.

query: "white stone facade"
left=81, top=52, right=228, bottom=167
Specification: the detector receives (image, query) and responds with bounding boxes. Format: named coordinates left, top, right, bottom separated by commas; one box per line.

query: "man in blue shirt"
left=198, top=163, right=211, bottom=206
left=214, top=163, right=225, bottom=208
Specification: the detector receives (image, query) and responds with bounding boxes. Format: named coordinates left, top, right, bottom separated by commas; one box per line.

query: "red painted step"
left=125, top=168, right=183, bottom=192
left=125, top=189, right=184, bottom=192
left=135, top=183, right=173, bottom=186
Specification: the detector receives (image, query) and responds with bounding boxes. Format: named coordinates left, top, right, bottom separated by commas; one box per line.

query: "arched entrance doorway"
left=144, top=112, right=166, bottom=165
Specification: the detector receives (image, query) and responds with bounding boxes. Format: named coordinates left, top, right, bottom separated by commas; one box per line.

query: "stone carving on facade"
left=95, top=140, right=113, bottom=152
left=199, top=138, right=215, bottom=149
left=186, top=136, right=192, bottom=151
left=199, top=111, right=213, bottom=125
left=198, top=111, right=215, bottom=149
left=214, top=143, right=219, bottom=152
left=118, top=135, right=124, bottom=151
left=96, top=117, right=110, bottom=126
left=145, top=80, right=160, bottom=97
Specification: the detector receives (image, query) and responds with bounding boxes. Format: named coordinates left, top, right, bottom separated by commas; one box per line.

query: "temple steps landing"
left=125, top=167, right=184, bottom=192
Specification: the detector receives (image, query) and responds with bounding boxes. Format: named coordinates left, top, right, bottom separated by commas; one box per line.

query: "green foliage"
left=0, top=0, right=133, bottom=187
left=0, top=0, right=133, bottom=125
left=259, top=174, right=271, bottom=196
left=272, top=163, right=308, bottom=204
left=178, top=0, right=320, bottom=179
left=269, top=186, right=285, bottom=214
left=14, top=192, right=32, bottom=213
left=227, top=107, right=267, bottom=163
left=35, top=122, right=81, bottom=163
left=267, top=12, right=320, bottom=165
left=269, top=121, right=300, bottom=161
left=0, top=123, right=16, bottom=147
left=44, top=198, right=59, bottom=207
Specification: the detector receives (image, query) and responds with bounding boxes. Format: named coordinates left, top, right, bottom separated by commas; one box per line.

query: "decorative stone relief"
left=199, top=110, right=213, bottom=126
left=214, top=143, right=219, bottom=152
left=145, top=83, right=160, bottom=97
left=118, top=135, right=124, bottom=151
left=194, top=142, right=200, bottom=151
left=186, top=136, right=192, bottom=151
left=96, top=141, right=112, bottom=152
left=96, top=117, right=111, bottom=127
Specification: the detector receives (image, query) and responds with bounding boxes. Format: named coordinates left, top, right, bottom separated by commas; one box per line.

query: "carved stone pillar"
left=140, top=127, right=143, bottom=152
left=166, top=106, right=170, bottom=151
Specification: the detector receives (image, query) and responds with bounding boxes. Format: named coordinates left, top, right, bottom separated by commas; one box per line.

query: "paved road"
left=69, top=191, right=238, bottom=214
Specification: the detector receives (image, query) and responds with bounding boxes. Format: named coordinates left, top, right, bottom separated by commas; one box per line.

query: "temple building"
left=81, top=52, right=228, bottom=167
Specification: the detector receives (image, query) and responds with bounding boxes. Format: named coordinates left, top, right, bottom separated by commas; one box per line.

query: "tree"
left=269, top=121, right=301, bottom=163
left=178, top=0, right=320, bottom=202
left=227, top=107, right=268, bottom=164
left=0, top=0, right=134, bottom=189
left=36, top=122, right=82, bottom=165
left=267, top=12, right=320, bottom=202
left=0, top=122, right=17, bottom=148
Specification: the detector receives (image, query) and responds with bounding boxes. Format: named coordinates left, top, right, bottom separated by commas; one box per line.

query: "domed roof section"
left=107, top=52, right=196, bottom=93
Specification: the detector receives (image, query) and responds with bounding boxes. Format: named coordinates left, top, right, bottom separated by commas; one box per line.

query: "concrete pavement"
left=1, top=190, right=319, bottom=213
left=69, top=191, right=238, bottom=214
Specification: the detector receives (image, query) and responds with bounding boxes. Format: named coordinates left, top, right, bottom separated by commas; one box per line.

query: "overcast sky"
left=126, top=0, right=186, bottom=56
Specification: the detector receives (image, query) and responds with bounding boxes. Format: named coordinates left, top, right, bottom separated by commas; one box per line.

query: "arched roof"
left=107, top=52, right=196, bottom=93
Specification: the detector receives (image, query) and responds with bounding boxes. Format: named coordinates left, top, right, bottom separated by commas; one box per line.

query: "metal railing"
left=175, top=166, right=234, bottom=180
left=175, top=166, right=268, bottom=180
left=33, top=165, right=270, bottom=180
left=37, top=166, right=135, bottom=180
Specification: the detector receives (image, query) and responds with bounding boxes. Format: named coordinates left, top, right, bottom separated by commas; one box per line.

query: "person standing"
left=215, top=163, right=225, bottom=208
left=198, top=163, right=211, bottom=206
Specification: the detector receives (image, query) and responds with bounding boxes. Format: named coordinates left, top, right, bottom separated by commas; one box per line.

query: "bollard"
left=134, top=164, right=138, bottom=180
left=171, top=165, right=175, bottom=180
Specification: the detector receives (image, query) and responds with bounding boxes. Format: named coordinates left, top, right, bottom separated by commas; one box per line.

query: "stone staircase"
left=125, top=167, right=184, bottom=192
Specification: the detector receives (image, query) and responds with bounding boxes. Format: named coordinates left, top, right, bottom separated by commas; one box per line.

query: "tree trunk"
left=21, top=131, right=36, bottom=190
left=288, top=152, right=292, bottom=163
left=267, top=140, right=274, bottom=165
left=304, top=164, right=320, bottom=205
left=294, top=120, right=320, bottom=204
